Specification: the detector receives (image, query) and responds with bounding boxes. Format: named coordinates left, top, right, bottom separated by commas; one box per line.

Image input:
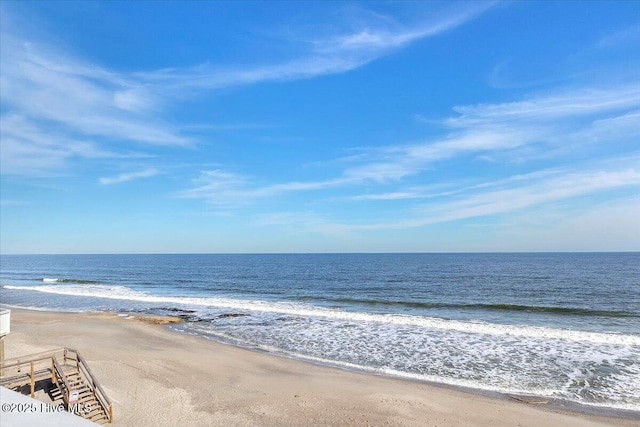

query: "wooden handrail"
left=0, top=353, right=62, bottom=391
left=69, top=349, right=112, bottom=406
left=68, top=348, right=113, bottom=424
left=51, top=356, right=71, bottom=406
left=0, top=348, right=114, bottom=424
left=0, top=348, right=66, bottom=368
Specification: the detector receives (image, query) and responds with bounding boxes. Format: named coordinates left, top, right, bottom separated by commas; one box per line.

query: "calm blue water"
left=1, top=253, right=639, bottom=411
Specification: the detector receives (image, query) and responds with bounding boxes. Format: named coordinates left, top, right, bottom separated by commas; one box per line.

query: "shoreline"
left=171, top=323, right=639, bottom=420
left=2, top=307, right=638, bottom=426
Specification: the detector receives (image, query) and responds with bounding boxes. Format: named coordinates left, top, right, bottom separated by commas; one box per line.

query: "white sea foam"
left=4, top=284, right=640, bottom=346
left=4, top=253, right=639, bottom=412
left=183, top=321, right=640, bottom=411
left=4, top=282, right=640, bottom=411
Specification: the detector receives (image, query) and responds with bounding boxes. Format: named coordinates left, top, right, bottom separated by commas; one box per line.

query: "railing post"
left=30, top=361, right=35, bottom=398
left=51, top=358, right=56, bottom=384
left=109, top=404, right=113, bottom=424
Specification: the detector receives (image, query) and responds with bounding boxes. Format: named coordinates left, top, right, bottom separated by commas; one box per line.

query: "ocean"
left=1, top=253, right=638, bottom=412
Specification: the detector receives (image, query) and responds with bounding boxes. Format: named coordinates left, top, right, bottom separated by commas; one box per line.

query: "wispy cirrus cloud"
left=179, top=170, right=352, bottom=207
left=1, top=3, right=492, bottom=178
left=0, top=114, right=127, bottom=176
left=99, top=168, right=160, bottom=185
left=178, top=82, right=640, bottom=210
left=406, top=168, right=640, bottom=227
left=366, top=84, right=638, bottom=183
left=446, top=85, right=640, bottom=126
left=337, top=167, right=640, bottom=230
left=235, top=165, right=640, bottom=243
left=346, top=170, right=561, bottom=202
left=177, top=170, right=251, bottom=206
left=343, top=128, right=529, bottom=182
left=136, top=3, right=494, bottom=93
left=347, top=189, right=445, bottom=201
left=0, top=31, right=190, bottom=177
left=0, top=35, right=190, bottom=146
left=347, top=83, right=640, bottom=182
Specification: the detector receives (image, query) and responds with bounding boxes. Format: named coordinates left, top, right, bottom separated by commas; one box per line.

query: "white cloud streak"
left=1, top=4, right=492, bottom=177
left=135, top=3, right=493, bottom=93
left=179, top=82, right=640, bottom=210
left=248, top=167, right=640, bottom=242
left=346, top=83, right=640, bottom=182
left=428, top=169, right=640, bottom=221
left=99, top=168, right=159, bottom=185
left=179, top=170, right=353, bottom=206
left=0, top=36, right=189, bottom=146
left=350, top=168, right=640, bottom=230
left=0, top=114, right=125, bottom=176
left=447, top=86, right=640, bottom=127
left=346, top=170, right=561, bottom=202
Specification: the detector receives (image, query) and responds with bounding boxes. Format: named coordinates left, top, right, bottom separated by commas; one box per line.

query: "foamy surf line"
left=177, top=326, right=640, bottom=413
left=4, top=284, right=640, bottom=346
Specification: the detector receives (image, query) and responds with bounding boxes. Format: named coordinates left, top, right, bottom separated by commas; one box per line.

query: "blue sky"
left=1, top=1, right=639, bottom=254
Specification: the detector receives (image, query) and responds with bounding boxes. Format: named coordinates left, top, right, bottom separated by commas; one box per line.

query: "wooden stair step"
left=68, top=383, right=87, bottom=390
left=66, top=382, right=84, bottom=388
left=85, top=402, right=104, bottom=418
left=85, top=408, right=109, bottom=423
left=73, top=385, right=90, bottom=391
left=85, top=407, right=105, bottom=418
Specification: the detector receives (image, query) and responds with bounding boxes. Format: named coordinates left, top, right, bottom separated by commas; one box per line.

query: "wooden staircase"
left=51, top=368, right=110, bottom=424
left=1, top=348, right=113, bottom=424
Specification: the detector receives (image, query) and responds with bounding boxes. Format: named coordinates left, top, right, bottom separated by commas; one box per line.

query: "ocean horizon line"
left=2, top=250, right=639, bottom=256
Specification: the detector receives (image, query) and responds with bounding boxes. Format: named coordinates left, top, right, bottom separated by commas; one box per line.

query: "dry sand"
left=2, top=308, right=637, bottom=427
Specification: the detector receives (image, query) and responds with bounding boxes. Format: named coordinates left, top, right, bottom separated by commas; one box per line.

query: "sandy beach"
left=1, top=308, right=636, bottom=427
